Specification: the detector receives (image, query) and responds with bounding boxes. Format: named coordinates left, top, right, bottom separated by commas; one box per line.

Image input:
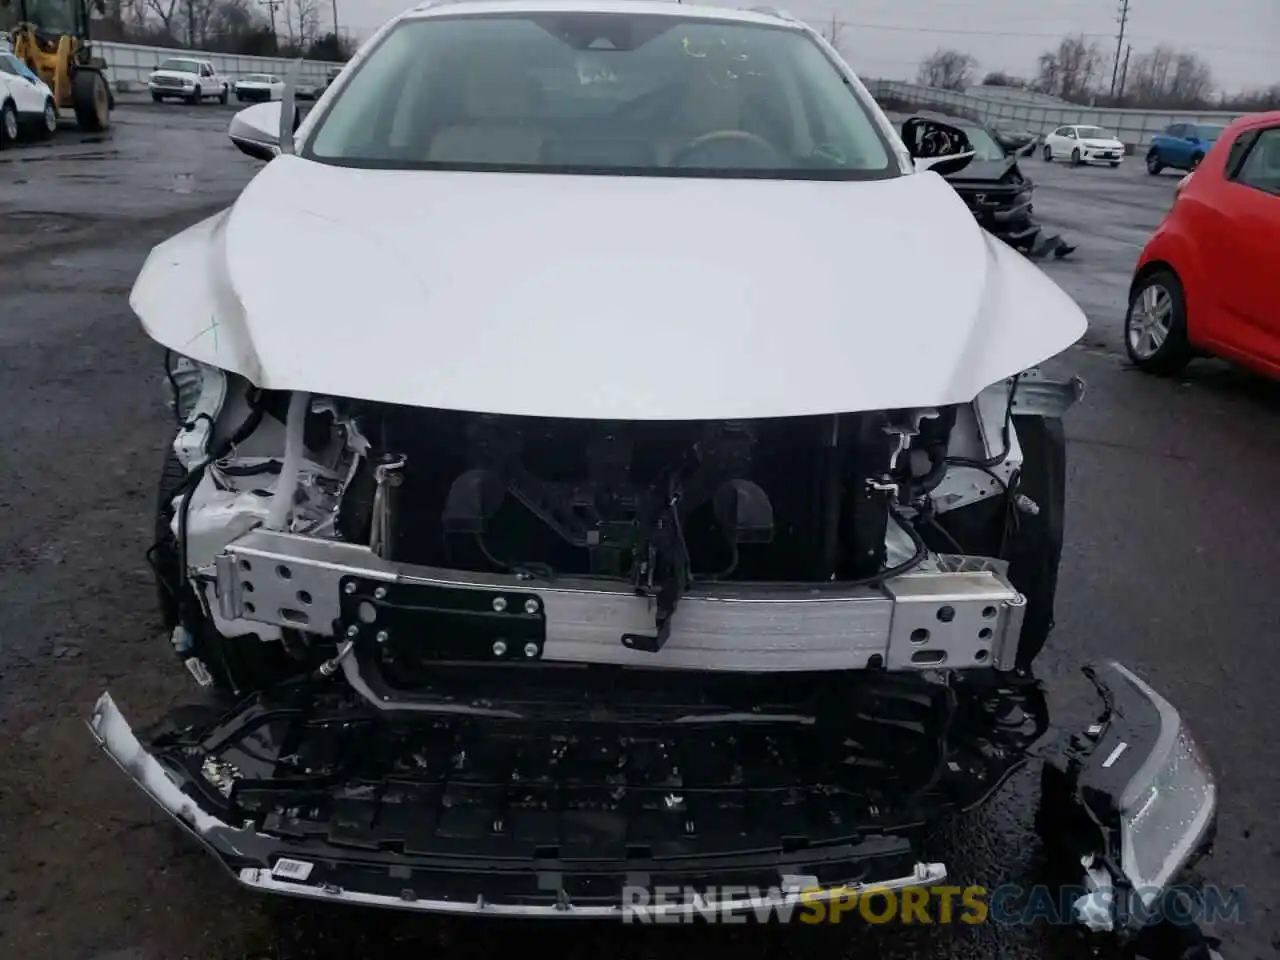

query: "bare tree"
left=917, top=48, right=977, bottom=91
left=1033, top=35, right=1104, bottom=101
left=1168, top=52, right=1214, bottom=104
left=178, top=0, right=220, bottom=47
left=1220, top=83, right=1280, bottom=111
left=283, top=0, right=319, bottom=47
left=144, top=0, right=179, bottom=38
left=1128, top=45, right=1175, bottom=102
left=121, top=0, right=150, bottom=32
left=1126, top=46, right=1214, bottom=107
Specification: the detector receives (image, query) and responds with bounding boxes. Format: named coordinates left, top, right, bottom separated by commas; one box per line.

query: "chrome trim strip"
left=236, top=861, right=949, bottom=918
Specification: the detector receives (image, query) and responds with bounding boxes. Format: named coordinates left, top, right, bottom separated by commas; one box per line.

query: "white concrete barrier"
left=96, top=40, right=333, bottom=91
left=867, top=79, right=1256, bottom=151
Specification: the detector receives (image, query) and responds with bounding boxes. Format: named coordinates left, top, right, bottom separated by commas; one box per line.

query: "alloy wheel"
left=1128, top=283, right=1174, bottom=359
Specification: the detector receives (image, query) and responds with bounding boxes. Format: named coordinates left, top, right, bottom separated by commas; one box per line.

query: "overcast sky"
left=337, top=0, right=1275, bottom=93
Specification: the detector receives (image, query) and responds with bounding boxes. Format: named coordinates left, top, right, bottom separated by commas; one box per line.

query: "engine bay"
left=156, top=353, right=1081, bottom=678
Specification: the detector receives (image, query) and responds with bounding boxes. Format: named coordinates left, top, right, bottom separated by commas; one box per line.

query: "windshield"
left=159, top=59, right=200, bottom=74
left=961, top=125, right=1007, bottom=160
left=305, top=12, right=896, bottom=180
left=1077, top=126, right=1112, bottom=140
left=1195, top=124, right=1225, bottom=141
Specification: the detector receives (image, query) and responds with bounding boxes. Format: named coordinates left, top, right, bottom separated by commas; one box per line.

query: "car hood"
left=130, top=157, right=1086, bottom=421
left=1083, top=139, right=1123, bottom=149
left=945, top=157, right=1024, bottom=185
left=151, top=70, right=196, bottom=80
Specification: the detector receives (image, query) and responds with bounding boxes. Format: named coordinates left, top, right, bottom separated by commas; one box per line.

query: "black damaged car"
left=904, top=115, right=1076, bottom=260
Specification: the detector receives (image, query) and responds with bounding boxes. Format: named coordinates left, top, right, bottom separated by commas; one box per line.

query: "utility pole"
left=260, top=0, right=282, bottom=44
left=331, top=0, right=339, bottom=43
left=1109, top=0, right=1131, bottom=98
left=1117, top=44, right=1132, bottom=99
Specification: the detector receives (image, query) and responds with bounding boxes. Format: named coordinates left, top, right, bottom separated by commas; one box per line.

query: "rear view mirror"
left=901, top=117, right=976, bottom=177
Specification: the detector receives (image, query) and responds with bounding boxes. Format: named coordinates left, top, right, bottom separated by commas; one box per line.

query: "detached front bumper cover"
left=1045, top=660, right=1218, bottom=932
left=88, top=658, right=1214, bottom=926
left=87, top=691, right=951, bottom=918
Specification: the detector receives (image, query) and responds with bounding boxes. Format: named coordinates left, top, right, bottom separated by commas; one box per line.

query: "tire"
left=1109, top=161, right=1120, bottom=168
left=1190, top=152, right=1203, bottom=171
left=188, top=84, right=201, bottom=105
left=151, top=92, right=163, bottom=103
left=1042, top=144, right=1052, bottom=161
left=236, top=93, right=245, bottom=103
left=71, top=69, right=111, bottom=132
left=1146, top=152, right=1163, bottom=175
left=1070, top=148, right=1082, bottom=166
left=218, top=84, right=229, bottom=105
left=40, top=98, right=57, bottom=138
left=1125, top=268, right=1193, bottom=375
left=0, top=99, right=18, bottom=149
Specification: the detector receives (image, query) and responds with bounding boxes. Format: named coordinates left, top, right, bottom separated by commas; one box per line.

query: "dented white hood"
left=130, top=156, right=1085, bottom=420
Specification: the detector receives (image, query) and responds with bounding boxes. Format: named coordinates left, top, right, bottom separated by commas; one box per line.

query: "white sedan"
left=234, top=74, right=285, bottom=103
left=0, top=50, right=58, bottom=146
left=1041, top=125, right=1126, bottom=167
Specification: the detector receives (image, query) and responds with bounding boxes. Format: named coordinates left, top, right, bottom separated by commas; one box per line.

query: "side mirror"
left=228, top=101, right=298, bottom=162
left=913, top=151, right=977, bottom=175
left=902, top=117, right=976, bottom=177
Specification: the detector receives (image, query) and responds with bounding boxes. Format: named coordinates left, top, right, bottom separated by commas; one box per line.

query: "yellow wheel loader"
left=2, top=0, right=113, bottom=132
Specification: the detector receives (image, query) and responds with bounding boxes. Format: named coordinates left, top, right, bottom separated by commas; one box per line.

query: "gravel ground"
left=1, top=102, right=1277, bottom=960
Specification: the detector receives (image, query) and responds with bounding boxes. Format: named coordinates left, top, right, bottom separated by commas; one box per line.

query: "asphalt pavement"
left=0, top=101, right=1277, bottom=960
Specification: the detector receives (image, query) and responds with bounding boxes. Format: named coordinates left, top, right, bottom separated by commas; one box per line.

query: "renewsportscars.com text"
left=621, top=884, right=1247, bottom=925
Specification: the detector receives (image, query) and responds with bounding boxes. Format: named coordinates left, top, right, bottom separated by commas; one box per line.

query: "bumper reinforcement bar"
left=214, top=529, right=1027, bottom=673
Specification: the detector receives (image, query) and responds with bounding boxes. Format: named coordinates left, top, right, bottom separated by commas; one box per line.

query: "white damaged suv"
left=94, top=0, right=1217, bottom=939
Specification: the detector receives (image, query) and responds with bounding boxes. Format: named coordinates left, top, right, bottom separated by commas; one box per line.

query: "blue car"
left=1146, top=122, right=1225, bottom=174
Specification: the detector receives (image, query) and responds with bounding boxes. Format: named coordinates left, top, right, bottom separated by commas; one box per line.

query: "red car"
left=1125, top=111, right=1280, bottom=377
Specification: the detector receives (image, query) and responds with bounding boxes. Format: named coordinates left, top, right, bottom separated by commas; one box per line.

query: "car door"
left=1195, top=125, right=1280, bottom=366
left=1164, top=124, right=1191, bottom=166
left=1046, top=126, right=1066, bottom=157
left=0, top=53, right=44, bottom=113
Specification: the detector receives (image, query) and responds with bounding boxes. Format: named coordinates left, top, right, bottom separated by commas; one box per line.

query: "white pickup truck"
left=148, top=57, right=230, bottom=105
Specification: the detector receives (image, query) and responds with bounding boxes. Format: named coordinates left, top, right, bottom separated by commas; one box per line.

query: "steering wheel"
left=669, top=129, right=783, bottom=167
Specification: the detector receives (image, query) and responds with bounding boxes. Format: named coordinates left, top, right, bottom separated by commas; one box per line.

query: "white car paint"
left=149, top=57, right=230, bottom=103
left=0, top=52, right=55, bottom=131
left=132, top=157, right=1085, bottom=420
left=1042, top=125, right=1126, bottom=165
left=131, top=0, right=1086, bottom=422
left=235, top=74, right=286, bottom=102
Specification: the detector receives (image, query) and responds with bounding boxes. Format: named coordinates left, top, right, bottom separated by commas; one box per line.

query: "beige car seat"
left=427, top=59, right=545, bottom=164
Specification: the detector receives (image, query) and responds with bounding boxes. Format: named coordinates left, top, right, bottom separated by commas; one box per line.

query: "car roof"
left=1226, top=110, right=1280, bottom=133
left=405, top=0, right=801, bottom=28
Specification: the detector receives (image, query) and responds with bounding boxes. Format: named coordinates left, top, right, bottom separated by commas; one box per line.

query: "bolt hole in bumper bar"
left=213, top=529, right=1027, bottom=677
left=88, top=659, right=1215, bottom=924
